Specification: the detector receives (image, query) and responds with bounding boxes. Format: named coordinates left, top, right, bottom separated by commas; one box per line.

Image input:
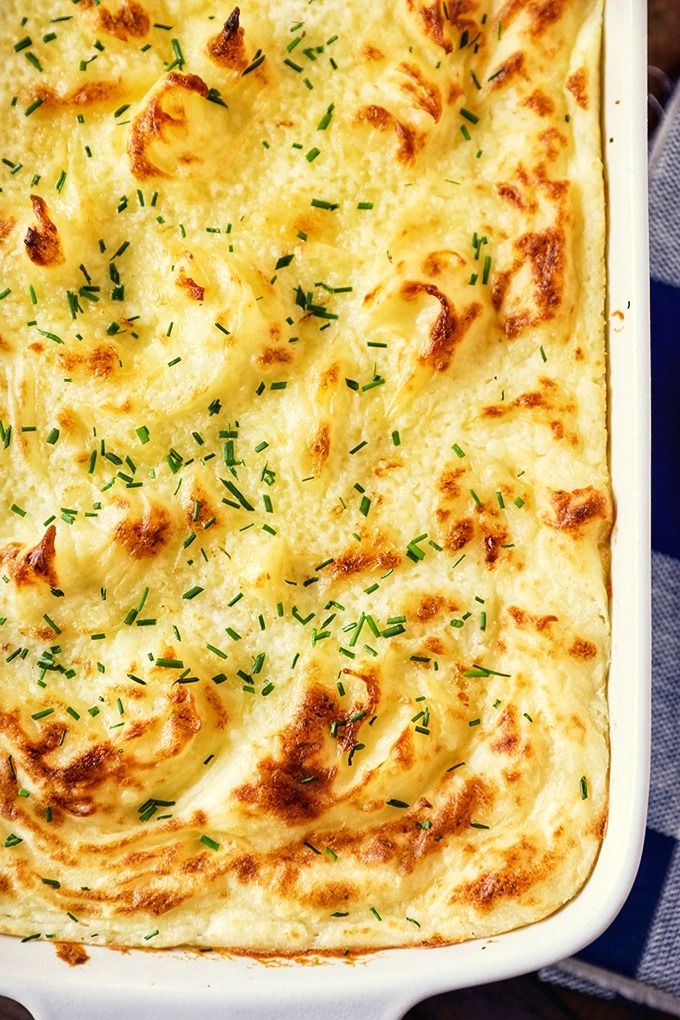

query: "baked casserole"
left=0, top=0, right=609, bottom=952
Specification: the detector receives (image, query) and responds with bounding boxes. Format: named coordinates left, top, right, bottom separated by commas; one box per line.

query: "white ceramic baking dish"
left=0, top=1, right=650, bottom=1016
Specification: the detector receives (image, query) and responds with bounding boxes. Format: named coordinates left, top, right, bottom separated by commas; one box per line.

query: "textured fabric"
left=649, top=85, right=680, bottom=288
left=541, top=84, right=680, bottom=1012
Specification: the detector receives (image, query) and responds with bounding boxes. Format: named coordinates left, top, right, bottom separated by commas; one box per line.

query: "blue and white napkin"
left=540, top=83, right=680, bottom=1016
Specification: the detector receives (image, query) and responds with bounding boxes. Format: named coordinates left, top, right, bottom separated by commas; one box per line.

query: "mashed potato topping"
left=0, top=0, right=608, bottom=952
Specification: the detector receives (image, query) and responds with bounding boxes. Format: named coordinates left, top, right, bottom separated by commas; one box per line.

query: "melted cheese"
left=0, top=0, right=608, bottom=952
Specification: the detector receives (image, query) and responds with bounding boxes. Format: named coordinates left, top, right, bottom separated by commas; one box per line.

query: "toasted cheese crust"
left=0, top=0, right=607, bottom=953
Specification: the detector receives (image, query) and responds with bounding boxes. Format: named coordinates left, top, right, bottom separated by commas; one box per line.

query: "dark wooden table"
left=405, top=974, right=673, bottom=1019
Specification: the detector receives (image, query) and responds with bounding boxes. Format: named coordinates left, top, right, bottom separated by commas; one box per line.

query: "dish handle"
left=20, top=986, right=417, bottom=1020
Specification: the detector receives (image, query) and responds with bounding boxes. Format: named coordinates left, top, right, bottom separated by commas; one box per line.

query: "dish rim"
left=0, top=1, right=650, bottom=1016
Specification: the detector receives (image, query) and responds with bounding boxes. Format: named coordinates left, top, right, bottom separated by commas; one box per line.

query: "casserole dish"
left=0, top=0, right=650, bottom=1015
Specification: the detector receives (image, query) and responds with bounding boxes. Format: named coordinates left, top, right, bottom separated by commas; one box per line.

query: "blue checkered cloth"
left=540, top=84, right=680, bottom=1016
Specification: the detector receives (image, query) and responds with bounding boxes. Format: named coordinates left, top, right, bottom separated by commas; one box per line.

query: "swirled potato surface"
left=0, top=0, right=608, bottom=952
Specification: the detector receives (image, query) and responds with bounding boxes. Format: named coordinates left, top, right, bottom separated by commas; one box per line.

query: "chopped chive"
left=168, top=38, right=185, bottom=70
left=317, top=104, right=334, bottom=130
left=242, top=51, right=266, bottom=76
left=32, top=708, right=55, bottom=721
left=24, top=98, right=44, bottom=117
left=200, top=834, right=220, bottom=851
left=311, top=198, right=339, bottom=211
left=580, top=776, right=588, bottom=800
left=221, top=478, right=255, bottom=511
left=463, top=663, right=511, bottom=678
left=452, top=443, right=465, bottom=458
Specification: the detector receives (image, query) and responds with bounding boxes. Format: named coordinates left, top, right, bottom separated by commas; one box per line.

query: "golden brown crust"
left=97, top=1, right=150, bottom=41
left=408, top=0, right=453, bottom=53
left=128, top=73, right=210, bottom=180
left=331, top=542, right=401, bottom=579
left=176, top=271, right=206, bottom=302
left=114, top=506, right=173, bottom=558
left=400, top=282, right=481, bottom=371
left=234, top=685, right=340, bottom=822
left=207, top=7, right=248, bottom=71
left=446, top=518, right=475, bottom=552
left=399, top=63, right=443, bottom=122
left=0, top=526, right=58, bottom=588
left=546, top=487, right=609, bottom=533
left=356, top=105, right=422, bottom=164
left=489, top=51, right=527, bottom=90
left=59, top=344, right=119, bottom=379
left=0, top=218, right=15, bottom=246
left=24, top=196, right=64, bottom=267
left=566, top=68, right=589, bottom=108
left=55, top=942, right=90, bottom=966
left=523, top=89, right=555, bottom=116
